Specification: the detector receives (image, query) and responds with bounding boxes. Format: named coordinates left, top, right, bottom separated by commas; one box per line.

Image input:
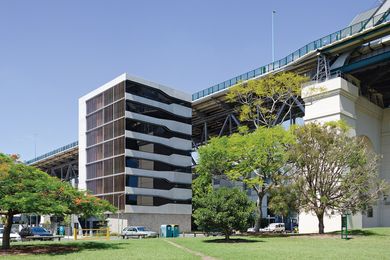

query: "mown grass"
left=2, top=228, right=390, bottom=259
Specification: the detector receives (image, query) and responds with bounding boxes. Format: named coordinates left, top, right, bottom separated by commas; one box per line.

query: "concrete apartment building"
left=78, top=74, right=192, bottom=232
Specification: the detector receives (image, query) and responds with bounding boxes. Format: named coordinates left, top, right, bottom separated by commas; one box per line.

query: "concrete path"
left=164, top=239, right=218, bottom=260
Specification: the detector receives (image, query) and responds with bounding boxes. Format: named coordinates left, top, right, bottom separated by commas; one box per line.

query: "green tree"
left=0, top=153, right=116, bottom=249
left=193, top=187, right=255, bottom=240
left=196, top=126, right=294, bottom=231
left=290, top=122, right=389, bottom=234
left=226, top=72, right=307, bottom=128
left=268, top=183, right=300, bottom=220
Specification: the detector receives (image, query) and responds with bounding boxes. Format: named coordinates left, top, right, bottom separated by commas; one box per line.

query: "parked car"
left=0, top=228, right=21, bottom=242
left=19, top=227, right=53, bottom=240
left=122, top=226, right=157, bottom=238
left=259, top=223, right=285, bottom=233
left=247, top=227, right=257, bottom=233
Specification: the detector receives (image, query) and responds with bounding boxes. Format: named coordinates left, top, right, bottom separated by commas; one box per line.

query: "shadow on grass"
left=0, top=241, right=127, bottom=256
left=204, top=238, right=263, bottom=243
left=330, top=229, right=382, bottom=237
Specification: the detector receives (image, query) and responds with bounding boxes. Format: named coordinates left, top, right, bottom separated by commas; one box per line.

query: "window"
left=104, top=141, right=113, bottom=157
left=114, top=82, right=125, bottom=101
left=114, top=118, right=125, bottom=137
left=125, top=194, right=191, bottom=206
left=125, top=157, right=191, bottom=173
left=126, top=101, right=190, bottom=124
left=86, top=94, right=103, bottom=114
left=87, top=162, right=103, bottom=179
left=104, top=105, right=113, bottom=123
left=126, top=80, right=191, bottom=108
left=114, top=100, right=125, bottom=119
left=87, top=128, right=103, bottom=146
left=367, top=207, right=373, bottom=218
left=114, top=174, right=125, bottom=192
left=103, top=158, right=113, bottom=176
left=104, top=88, right=113, bottom=106
left=86, top=110, right=103, bottom=130
left=104, top=176, right=114, bottom=193
left=86, top=144, right=103, bottom=163
left=126, top=138, right=190, bottom=156
left=114, top=137, right=124, bottom=155
left=114, top=156, right=125, bottom=174
left=126, top=175, right=191, bottom=190
left=126, top=119, right=191, bottom=140
left=103, top=123, right=114, bottom=140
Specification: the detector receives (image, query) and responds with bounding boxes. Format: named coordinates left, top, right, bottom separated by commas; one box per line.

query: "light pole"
left=117, top=193, right=125, bottom=236
left=272, top=10, right=276, bottom=62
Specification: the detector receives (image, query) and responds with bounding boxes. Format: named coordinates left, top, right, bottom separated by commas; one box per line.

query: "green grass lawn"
left=1, top=228, right=390, bottom=259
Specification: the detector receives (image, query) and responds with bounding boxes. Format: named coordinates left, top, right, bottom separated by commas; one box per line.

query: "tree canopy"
left=193, top=187, right=255, bottom=240
left=226, top=72, right=307, bottom=128
left=290, top=121, right=389, bottom=233
left=0, top=153, right=116, bottom=249
left=195, top=126, right=294, bottom=230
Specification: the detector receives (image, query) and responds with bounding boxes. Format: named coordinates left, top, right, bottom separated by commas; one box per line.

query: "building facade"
left=79, top=74, right=192, bottom=232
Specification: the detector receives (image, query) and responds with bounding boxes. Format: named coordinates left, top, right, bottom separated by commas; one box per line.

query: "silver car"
left=0, top=228, right=21, bottom=242
left=122, top=226, right=157, bottom=239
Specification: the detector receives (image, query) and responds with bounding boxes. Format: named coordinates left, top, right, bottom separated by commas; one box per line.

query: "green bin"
left=171, top=224, right=180, bottom=237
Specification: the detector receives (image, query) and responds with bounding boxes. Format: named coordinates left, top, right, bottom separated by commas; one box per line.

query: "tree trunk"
left=317, top=212, right=325, bottom=234
left=254, top=194, right=264, bottom=231
left=2, top=213, right=14, bottom=250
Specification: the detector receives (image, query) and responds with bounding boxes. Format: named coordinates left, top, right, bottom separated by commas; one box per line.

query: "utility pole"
left=272, top=10, right=276, bottom=62
left=33, top=133, right=38, bottom=159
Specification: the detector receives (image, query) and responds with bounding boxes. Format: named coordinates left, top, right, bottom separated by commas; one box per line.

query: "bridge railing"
left=192, top=10, right=390, bottom=101
left=25, top=141, right=79, bottom=165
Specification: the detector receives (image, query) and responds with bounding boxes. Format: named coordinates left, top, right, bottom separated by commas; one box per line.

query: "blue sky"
left=0, top=0, right=379, bottom=160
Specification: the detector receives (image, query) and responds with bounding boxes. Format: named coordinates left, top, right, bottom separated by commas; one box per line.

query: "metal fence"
left=192, top=10, right=390, bottom=101
left=25, top=141, right=79, bottom=165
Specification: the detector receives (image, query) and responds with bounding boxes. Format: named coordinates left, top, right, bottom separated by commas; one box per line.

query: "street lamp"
left=117, top=193, right=125, bottom=236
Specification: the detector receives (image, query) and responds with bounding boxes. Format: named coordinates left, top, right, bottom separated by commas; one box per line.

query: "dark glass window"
left=125, top=157, right=191, bottom=173
left=126, top=175, right=191, bottom=190
left=126, top=195, right=137, bottom=205
left=125, top=194, right=191, bottom=206
left=114, top=156, right=125, bottom=174
left=86, top=94, right=103, bottom=114
left=126, top=101, right=191, bottom=124
left=126, top=138, right=190, bottom=156
left=86, top=144, right=103, bottom=163
left=104, top=105, right=113, bottom=123
left=114, top=174, right=125, bottom=192
left=104, top=88, right=113, bottom=106
left=126, top=119, right=191, bottom=140
left=86, top=110, right=103, bottom=130
left=87, top=128, right=103, bottom=146
left=103, top=123, right=114, bottom=140
left=126, top=80, right=191, bottom=108
left=114, top=118, right=125, bottom=137
left=114, top=100, right=125, bottom=119
left=114, top=82, right=125, bottom=101
left=126, top=175, right=138, bottom=187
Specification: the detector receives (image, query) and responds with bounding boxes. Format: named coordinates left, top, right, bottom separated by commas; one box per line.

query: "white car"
left=122, top=226, right=157, bottom=238
left=259, top=223, right=285, bottom=233
left=0, top=228, right=21, bottom=242
left=247, top=227, right=257, bottom=233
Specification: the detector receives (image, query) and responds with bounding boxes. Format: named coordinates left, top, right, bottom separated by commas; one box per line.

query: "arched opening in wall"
left=357, top=135, right=374, bottom=152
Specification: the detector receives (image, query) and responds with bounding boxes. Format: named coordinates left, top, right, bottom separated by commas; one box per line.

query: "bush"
left=193, top=187, right=255, bottom=240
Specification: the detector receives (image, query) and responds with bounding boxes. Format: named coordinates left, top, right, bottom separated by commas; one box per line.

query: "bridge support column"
left=299, top=76, right=362, bottom=234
